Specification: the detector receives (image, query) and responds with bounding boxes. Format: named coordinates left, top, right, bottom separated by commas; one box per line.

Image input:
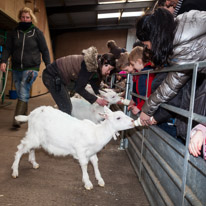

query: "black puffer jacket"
left=176, top=0, right=206, bottom=16
left=1, top=25, right=50, bottom=71
left=176, top=73, right=206, bottom=139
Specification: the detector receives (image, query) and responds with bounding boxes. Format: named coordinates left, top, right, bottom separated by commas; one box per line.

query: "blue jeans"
left=12, top=70, right=38, bottom=102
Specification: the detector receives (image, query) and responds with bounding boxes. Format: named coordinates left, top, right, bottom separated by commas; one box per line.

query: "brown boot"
left=12, top=100, right=28, bottom=128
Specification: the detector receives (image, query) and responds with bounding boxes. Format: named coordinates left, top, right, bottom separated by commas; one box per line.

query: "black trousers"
left=42, top=68, right=72, bottom=115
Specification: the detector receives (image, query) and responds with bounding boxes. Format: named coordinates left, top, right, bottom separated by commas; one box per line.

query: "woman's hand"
left=140, top=111, right=152, bottom=126
left=189, top=130, right=204, bottom=157
left=96, top=98, right=108, bottom=107
left=0, top=63, right=6, bottom=72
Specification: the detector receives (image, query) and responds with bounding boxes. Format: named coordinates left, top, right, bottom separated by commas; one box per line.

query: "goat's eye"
left=117, top=117, right=121, bottom=120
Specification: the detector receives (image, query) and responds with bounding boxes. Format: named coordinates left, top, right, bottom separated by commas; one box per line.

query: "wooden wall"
left=0, top=0, right=128, bottom=99
left=0, top=0, right=54, bottom=97
left=0, top=0, right=25, bottom=21
left=54, top=29, right=128, bottom=59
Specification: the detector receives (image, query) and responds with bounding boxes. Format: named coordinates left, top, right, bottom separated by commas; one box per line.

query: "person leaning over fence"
left=127, top=46, right=155, bottom=115
left=135, top=8, right=206, bottom=126
left=0, top=7, right=50, bottom=128
left=42, top=46, right=116, bottom=115
left=189, top=124, right=206, bottom=160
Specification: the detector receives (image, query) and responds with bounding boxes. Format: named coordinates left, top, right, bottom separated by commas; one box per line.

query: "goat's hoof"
left=12, top=172, right=18, bottom=179
left=98, top=179, right=105, bottom=187
left=33, top=163, right=39, bottom=169
left=84, top=182, right=93, bottom=190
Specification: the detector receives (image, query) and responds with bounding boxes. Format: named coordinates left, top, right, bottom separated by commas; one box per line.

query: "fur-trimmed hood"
left=82, top=46, right=98, bottom=72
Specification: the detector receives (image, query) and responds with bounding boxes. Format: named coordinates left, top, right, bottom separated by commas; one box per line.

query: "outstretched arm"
left=189, top=124, right=206, bottom=159
left=139, top=71, right=191, bottom=126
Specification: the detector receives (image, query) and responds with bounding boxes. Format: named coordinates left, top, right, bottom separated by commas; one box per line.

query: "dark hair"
left=97, top=53, right=116, bottom=78
left=106, top=40, right=126, bottom=59
left=107, top=40, right=117, bottom=49
left=155, top=0, right=166, bottom=8
left=136, top=8, right=178, bottom=67
left=133, top=40, right=144, bottom=48
left=100, top=53, right=116, bottom=67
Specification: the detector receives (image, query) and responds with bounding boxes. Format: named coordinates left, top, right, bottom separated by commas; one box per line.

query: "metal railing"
left=110, top=61, right=206, bottom=206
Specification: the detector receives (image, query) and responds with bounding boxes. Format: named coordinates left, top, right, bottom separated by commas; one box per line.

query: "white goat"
left=71, top=98, right=105, bottom=124
left=71, top=88, right=122, bottom=124
left=98, top=89, right=121, bottom=107
left=12, top=106, right=135, bottom=190
left=73, top=84, right=122, bottom=107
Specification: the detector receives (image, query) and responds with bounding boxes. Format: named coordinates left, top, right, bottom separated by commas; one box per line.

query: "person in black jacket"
left=42, top=46, right=116, bottom=115
left=153, top=0, right=206, bottom=16
left=0, top=7, right=50, bottom=128
left=106, top=40, right=126, bottom=59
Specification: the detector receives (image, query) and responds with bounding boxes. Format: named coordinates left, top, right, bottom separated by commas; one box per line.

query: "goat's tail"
left=15, top=115, right=29, bottom=123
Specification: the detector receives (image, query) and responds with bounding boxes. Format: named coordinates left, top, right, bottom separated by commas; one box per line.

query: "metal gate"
left=111, top=61, right=206, bottom=206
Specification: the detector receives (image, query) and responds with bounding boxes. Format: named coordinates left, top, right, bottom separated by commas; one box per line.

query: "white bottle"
left=134, top=118, right=142, bottom=126
left=121, top=98, right=130, bottom=106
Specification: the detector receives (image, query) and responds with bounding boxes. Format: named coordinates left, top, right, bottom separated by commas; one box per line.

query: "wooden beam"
left=46, top=1, right=155, bottom=16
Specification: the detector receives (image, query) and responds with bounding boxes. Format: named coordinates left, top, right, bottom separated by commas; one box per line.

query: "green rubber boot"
left=12, top=100, right=28, bottom=128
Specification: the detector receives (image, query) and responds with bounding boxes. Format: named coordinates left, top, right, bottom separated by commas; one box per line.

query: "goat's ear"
left=99, top=90, right=106, bottom=96
left=104, top=106, right=112, bottom=114
left=98, top=112, right=108, bottom=119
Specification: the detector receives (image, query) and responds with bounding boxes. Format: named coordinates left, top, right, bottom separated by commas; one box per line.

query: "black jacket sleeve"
left=36, top=28, right=50, bottom=66
left=75, top=61, right=98, bottom=104
left=89, top=75, right=101, bottom=95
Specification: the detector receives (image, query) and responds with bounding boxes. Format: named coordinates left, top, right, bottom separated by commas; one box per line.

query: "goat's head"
left=99, top=89, right=121, bottom=104
left=99, top=106, right=135, bottom=131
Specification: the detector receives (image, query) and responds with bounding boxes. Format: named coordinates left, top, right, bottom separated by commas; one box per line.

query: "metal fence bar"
left=110, top=60, right=206, bottom=205
left=180, top=63, right=198, bottom=206
left=160, top=104, right=206, bottom=124
left=119, top=73, right=133, bottom=149
left=110, top=74, right=116, bottom=88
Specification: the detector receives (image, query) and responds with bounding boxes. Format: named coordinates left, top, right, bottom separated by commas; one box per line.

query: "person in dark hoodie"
left=106, top=40, right=126, bottom=59
left=0, top=7, right=50, bottom=128
left=42, top=46, right=116, bottom=115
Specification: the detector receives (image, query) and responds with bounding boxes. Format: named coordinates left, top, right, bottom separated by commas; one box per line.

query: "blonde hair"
left=128, top=46, right=144, bottom=62
left=18, top=7, right=37, bottom=23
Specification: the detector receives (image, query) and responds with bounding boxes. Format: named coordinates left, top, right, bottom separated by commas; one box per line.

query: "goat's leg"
left=11, top=142, right=30, bottom=178
left=28, top=149, right=39, bottom=169
left=79, top=157, right=93, bottom=190
left=90, top=154, right=105, bottom=187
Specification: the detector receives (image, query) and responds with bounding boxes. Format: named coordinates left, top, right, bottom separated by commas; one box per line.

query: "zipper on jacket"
left=21, top=33, right=26, bottom=69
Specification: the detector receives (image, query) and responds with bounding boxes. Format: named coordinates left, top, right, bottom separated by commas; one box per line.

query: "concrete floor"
left=0, top=93, right=150, bottom=206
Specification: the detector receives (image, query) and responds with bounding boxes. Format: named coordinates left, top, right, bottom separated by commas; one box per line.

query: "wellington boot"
left=24, top=102, right=28, bottom=115
left=12, top=100, right=28, bottom=128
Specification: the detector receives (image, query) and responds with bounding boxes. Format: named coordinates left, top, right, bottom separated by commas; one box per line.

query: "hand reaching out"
left=140, top=111, right=152, bottom=126
left=0, top=63, right=6, bottom=72
left=189, top=130, right=204, bottom=157
left=96, top=98, right=108, bottom=107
